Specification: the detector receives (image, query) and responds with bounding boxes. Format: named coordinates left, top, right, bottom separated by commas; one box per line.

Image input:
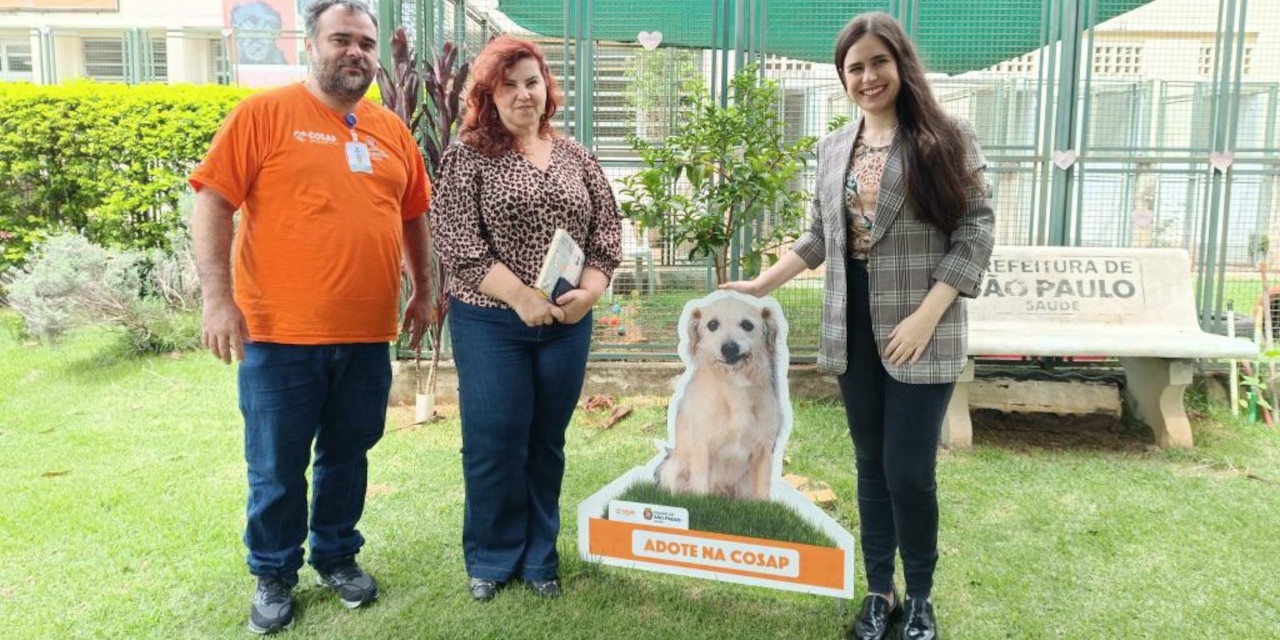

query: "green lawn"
left=2, top=321, right=1278, bottom=639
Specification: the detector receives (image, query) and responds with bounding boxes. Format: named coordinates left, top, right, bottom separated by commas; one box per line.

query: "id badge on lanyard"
left=344, top=112, right=373, bottom=174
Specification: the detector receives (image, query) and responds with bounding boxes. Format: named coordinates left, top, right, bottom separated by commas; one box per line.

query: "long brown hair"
left=834, top=12, right=978, bottom=233
left=460, top=36, right=562, bottom=157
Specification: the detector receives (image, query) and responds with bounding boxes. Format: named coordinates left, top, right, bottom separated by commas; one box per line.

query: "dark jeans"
left=449, top=298, right=592, bottom=582
left=837, top=259, right=954, bottom=600
left=238, top=341, right=391, bottom=585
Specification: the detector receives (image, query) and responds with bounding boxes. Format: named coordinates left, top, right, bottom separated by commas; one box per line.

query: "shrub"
left=0, top=81, right=250, bottom=272
left=6, top=231, right=203, bottom=355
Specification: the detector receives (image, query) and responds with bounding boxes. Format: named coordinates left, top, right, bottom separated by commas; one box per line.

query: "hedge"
left=0, top=82, right=251, bottom=271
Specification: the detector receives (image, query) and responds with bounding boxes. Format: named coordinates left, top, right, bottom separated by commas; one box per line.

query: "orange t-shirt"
left=190, top=83, right=431, bottom=344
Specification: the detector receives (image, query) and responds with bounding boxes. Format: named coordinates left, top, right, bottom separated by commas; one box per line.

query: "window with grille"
left=1, top=39, right=33, bottom=81
left=208, top=39, right=232, bottom=85
left=1199, top=42, right=1255, bottom=77
left=150, top=38, right=167, bottom=81
left=765, top=56, right=811, bottom=73
left=1093, top=45, right=1143, bottom=76
left=84, top=38, right=125, bottom=82
left=1199, top=44, right=1213, bottom=77
left=993, top=51, right=1038, bottom=75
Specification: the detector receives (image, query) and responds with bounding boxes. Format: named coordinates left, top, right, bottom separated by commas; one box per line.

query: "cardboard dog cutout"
left=578, top=291, right=855, bottom=598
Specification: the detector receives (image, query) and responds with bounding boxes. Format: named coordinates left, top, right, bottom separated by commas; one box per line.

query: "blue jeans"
left=449, top=298, right=592, bottom=582
left=238, top=341, right=391, bottom=585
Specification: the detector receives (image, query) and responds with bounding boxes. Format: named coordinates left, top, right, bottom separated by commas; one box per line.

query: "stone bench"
left=942, top=246, right=1258, bottom=448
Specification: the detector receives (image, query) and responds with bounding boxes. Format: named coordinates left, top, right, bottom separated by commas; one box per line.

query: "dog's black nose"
left=720, top=342, right=740, bottom=360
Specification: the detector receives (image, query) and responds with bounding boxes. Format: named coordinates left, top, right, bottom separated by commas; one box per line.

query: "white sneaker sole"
left=247, top=618, right=293, bottom=635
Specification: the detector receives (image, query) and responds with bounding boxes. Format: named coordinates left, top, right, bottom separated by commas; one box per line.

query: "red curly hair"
left=460, top=36, right=562, bottom=157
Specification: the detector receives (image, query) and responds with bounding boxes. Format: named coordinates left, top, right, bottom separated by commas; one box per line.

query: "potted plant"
left=377, top=29, right=470, bottom=421
left=619, top=64, right=816, bottom=285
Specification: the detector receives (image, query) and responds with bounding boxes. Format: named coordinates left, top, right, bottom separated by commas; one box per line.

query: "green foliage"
left=6, top=231, right=202, bottom=355
left=619, top=65, right=816, bottom=284
left=612, top=481, right=836, bottom=547
left=623, top=47, right=702, bottom=141
left=827, top=113, right=851, bottom=132
left=0, top=81, right=249, bottom=272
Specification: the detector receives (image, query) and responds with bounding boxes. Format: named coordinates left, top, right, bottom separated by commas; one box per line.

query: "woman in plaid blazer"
left=724, top=12, right=994, bottom=640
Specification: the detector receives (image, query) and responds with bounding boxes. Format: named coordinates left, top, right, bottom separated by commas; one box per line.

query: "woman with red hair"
left=430, top=35, right=622, bottom=602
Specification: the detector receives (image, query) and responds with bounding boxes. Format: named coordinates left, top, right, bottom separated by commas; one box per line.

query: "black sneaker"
left=527, top=578, right=562, bottom=598
left=315, top=558, right=379, bottom=609
left=248, top=576, right=294, bottom=635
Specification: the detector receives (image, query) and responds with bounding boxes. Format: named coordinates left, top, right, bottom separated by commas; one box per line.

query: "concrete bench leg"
left=1119, top=357, right=1194, bottom=448
left=941, top=359, right=975, bottom=448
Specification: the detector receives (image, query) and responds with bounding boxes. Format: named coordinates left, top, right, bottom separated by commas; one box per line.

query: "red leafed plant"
left=377, top=28, right=470, bottom=398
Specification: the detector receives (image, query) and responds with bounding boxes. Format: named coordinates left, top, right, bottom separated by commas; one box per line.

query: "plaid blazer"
left=791, top=117, right=995, bottom=383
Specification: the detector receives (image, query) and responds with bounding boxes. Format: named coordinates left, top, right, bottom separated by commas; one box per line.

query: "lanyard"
left=344, top=112, right=359, bottom=142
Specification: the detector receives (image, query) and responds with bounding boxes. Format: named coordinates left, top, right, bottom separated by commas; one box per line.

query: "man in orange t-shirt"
left=188, top=1, right=430, bottom=634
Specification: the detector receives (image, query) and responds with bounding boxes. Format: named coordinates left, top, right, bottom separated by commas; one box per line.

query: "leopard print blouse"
left=429, top=137, right=623, bottom=308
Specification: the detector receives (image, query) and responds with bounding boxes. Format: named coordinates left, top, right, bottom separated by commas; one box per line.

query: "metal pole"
left=563, top=0, right=572, bottom=135
left=419, top=0, right=432, bottom=62
left=1034, top=0, right=1057, bottom=245
left=1047, top=0, right=1082, bottom=246
left=377, top=0, right=396, bottom=75
left=1198, top=0, right=1238, bottom=325
left=1073, top=0, right=1098, bottom=246
left=454, top=0, right=465, bottom=51
left=574, top=0, right=594, bottom=149
left=1212, top=0, right=1250, bottom=326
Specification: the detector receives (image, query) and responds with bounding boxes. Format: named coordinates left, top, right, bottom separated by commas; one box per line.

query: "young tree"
left=620, top=65, right=815, bottom=285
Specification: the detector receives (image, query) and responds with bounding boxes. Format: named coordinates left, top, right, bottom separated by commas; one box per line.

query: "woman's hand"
left=719, top=279, right=766, bottom=297
left=884, top=309, right=940, bottom=366
left=555, top=288, right=600, bottom=324
left=512, top=288, right=565, bottom=327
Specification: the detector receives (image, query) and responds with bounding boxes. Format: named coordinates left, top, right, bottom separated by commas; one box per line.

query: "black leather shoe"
left=528, top=578, right=562, bottom=598
left=850, top=592, right=902, bottom=640
left=468, top=578, right=501, bottom=602
left=900, top=597, right=938, bottom=640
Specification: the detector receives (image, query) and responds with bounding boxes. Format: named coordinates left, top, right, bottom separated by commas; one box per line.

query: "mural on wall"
left=221, top=0, right=379, bottom=87
left=223, top=0, right=296, bottom=66
left=577, top=291, right=856, bottom=598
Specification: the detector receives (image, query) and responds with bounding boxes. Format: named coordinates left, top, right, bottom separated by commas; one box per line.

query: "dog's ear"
left=686, top=308, right=702, bottom=353
left=761, top=307, right=778, bottom=360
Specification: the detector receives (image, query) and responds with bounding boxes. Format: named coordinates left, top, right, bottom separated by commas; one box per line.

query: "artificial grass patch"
left=609, top=482, right=837, bottom=547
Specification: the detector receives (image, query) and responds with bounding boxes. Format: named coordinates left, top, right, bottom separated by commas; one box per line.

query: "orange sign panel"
left=588, top=518, right=847, bottom=592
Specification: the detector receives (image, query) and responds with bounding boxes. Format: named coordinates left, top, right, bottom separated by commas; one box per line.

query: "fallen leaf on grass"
left=366, top=483, right=397, bottom=499
left=581, top=394, right=615, bottom=411
left=603, top=405, right=632, bottom=429
left=0, top=586, right=13, bottom=598
left=782, top=473, right=838, bottom=508
left=41, top=470, right=69, bottom=478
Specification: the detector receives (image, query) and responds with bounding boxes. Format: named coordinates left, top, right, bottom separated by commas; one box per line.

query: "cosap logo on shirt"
left=293, top=130, right=339, bottom=145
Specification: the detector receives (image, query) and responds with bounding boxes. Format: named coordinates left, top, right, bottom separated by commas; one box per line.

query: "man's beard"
left=315, top=56, right=373, bottom=101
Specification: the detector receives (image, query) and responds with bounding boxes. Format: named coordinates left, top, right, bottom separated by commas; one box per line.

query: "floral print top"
left=844, top=136, right=891, bottom=259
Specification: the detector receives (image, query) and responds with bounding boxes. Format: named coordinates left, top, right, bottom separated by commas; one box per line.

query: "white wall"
left=0, top=0, right=223, bottom=30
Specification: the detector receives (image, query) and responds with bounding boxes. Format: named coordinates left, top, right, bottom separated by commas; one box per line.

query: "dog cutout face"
left=657, top=291, right=792, bottom=501
left=685, top=296, right=779, bottom=389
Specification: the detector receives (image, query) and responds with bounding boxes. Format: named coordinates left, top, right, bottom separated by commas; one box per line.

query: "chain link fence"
left=3, top=0, right=1277, bottom=359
